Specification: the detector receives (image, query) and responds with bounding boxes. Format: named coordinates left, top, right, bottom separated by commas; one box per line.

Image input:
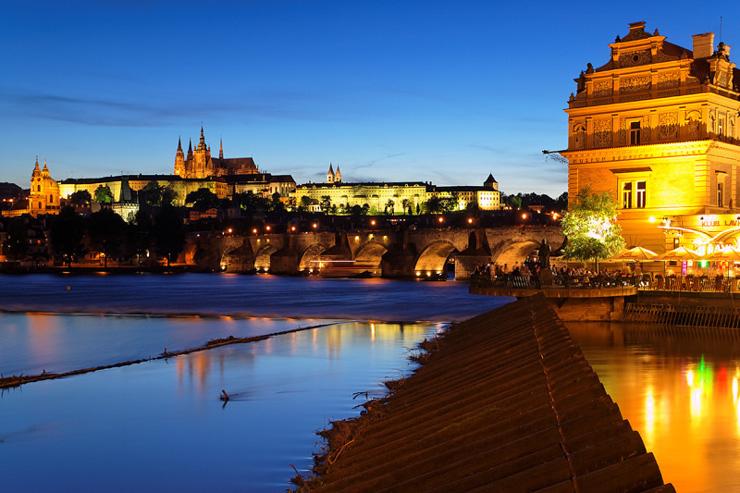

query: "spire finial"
left=219, top=138, right=223, bottom=159
left=177, top=136, right=183, bottom=152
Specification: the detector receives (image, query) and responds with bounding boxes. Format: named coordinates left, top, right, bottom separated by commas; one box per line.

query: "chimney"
left=693, top=32, right=715, bottom=59
left=628, top=21, right=646, bottom=35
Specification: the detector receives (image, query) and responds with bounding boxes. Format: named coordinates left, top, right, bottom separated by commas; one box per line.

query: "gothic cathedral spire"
left=219, top=138, right=224, bottom=159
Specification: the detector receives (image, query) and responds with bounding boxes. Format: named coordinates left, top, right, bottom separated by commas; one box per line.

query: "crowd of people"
left=472, top=261, right=740, bottom=292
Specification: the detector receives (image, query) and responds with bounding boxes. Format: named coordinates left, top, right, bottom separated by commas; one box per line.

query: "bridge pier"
left=454, top=255, right=491, bottom=281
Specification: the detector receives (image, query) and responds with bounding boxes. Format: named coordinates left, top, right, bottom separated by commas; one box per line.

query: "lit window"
left=630, top=121, right=641, bottom=145
left=636, top=181, right=646, bottom=208
left=718, top=181, right=724, bottom=207
left=719, top=118, right=725, bottom=137
left=622, top=182, right=633, bottom=209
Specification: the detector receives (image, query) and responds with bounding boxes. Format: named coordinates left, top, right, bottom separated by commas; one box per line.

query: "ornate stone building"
left=2, top=158, right=61, bottom=217
left=562, top=22, right=740, bottom=251
left=174, top=127, right=259, bottom=178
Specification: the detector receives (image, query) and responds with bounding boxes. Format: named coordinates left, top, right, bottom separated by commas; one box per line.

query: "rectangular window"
left=636, top=181, right=647, bottom=208
left=622, top=182, right=633, bottom=209
left=630, top=121, right=641, bottom=145
left=719, top=118, right=725, bottom=137
left=718, top=181, right=724, bottom=207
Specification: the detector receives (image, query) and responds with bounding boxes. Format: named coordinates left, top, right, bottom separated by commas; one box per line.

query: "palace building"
left=562, top=21, right=740, bottom=252
left=292, top=165, right=501, bottom=213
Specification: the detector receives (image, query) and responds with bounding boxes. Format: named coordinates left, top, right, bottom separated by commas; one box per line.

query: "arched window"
left=573, top=124, right=586, bottom=149
left=37, top=185, right=41, bottom=192
left=49, top=194, right=53, bottom=203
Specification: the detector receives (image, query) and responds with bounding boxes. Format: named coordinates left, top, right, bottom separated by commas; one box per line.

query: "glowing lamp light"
left=290, top=226, right=297, bottom=232
left=355, top=235, right=360, bottom=242
left=521, top=213, right=528, bottom=220
left=467, top=217, right=473, bottom=224
left=227, top=227, right=233, bottom=234
left=648, top=216, right=656, bottom=223
left=415, top=271, right=421, bottom=277
left=437, top=216, right=444, bottom=224
left=312, top=223, right=318, bottom=229
left=265, top=225, right=271, bottom=232
left=370, top=219, right=377, bottom=226
left=252, top=228, right=258, bottom=234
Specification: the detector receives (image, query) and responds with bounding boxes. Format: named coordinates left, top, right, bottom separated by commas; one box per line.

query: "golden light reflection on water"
left=568, top=322, right=740, bottom=493
left=172, top=322, right=433, bottom=394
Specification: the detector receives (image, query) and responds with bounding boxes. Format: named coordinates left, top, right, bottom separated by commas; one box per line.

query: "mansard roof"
left=212, top=157, right=258, bottom=173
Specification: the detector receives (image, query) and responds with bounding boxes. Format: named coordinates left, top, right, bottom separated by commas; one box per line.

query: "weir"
left=297, top=296, right=674, bottom=492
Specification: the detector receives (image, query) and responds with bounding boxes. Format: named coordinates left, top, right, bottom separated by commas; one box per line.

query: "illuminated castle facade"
left=562, top=22, right=740, bottom=251
left=293, top=167, right=501, bottom=213
left=174, top=127, right=259, bottom=178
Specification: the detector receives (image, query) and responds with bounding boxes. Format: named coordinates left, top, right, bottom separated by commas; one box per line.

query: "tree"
left=87, top=208, right=127, bottom=268
left=140, top=181, right=163, bottom=208
left=68, top=190, right=92, bottom=208
left=401, top=198, right=411, bottom=215
left=270, top=192, right=285, bottom=213
left=49, top=206, right=85, bottom=267
left=300, top=196, right=314, bottom=211
left=153, top=205, right=185, bottom=267
left=94, top=185, right=114, bottom=205
left=2, top=217, right=31, bottom=260
left=423, top=196, right=443, bottom=214
left=385, top=199, right=395, bottom=215
left=186, top=188, right=219, bottom=211
left=561, top=188, right=625, bottom=269
left=319, top=195, right=332, bottom=214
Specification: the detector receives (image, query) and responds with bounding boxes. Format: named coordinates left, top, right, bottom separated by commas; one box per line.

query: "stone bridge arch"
left=353, top=240, right=389, bottom=272
left=414, top=240, right=459, bottom=276
left=254, top=244, right=279, bottom=272
left=298, top=243, right=328, bottom=273
left=492, top=240, right=541, bottom=267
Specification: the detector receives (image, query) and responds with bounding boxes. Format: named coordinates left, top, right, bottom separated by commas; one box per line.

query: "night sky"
left=1, top=0, right=737, bottom=195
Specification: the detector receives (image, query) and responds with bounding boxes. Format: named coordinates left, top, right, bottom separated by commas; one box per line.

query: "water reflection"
left=568, top=322, right=740, bottom=493
left=0, top=321, right=441, bottom=493
left=0, top=313, right=334, bottom=376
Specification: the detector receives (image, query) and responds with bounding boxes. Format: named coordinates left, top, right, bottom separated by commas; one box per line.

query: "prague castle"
left=174, top=127, right=260, bottom=178
left=57, top=128, right=295, bottom=212
left=562, top=21, right=740, bottom=251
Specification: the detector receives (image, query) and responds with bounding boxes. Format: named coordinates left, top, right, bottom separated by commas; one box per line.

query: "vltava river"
left=569, top=322, right=740, bottom=493
left=2, top=274, right=740, bottom=491
left=0, top=274, right=505, bottom=492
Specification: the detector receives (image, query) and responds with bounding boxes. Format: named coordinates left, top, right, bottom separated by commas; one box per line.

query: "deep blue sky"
left=1, top=1, right=737, bottom=195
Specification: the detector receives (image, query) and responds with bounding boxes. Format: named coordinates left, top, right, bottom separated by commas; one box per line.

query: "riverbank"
left=297, top=296, right=674, bottom=492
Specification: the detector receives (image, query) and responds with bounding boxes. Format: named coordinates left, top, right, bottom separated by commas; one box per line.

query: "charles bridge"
left=187, top=225, right=564, bottom=279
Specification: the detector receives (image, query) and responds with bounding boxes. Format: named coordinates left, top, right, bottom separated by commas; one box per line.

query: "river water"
left=1, top=275, right=739, bottom=491
left=0, top=275, right=505, bottom=492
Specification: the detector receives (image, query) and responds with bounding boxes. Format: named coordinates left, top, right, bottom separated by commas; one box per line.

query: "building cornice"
left=562, top=140, right=714, bottom=164
left=565, top=91, right=740, bottom=116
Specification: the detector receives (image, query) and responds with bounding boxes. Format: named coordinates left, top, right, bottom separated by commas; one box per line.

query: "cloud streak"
left=0, top=89, right=333, bottom=127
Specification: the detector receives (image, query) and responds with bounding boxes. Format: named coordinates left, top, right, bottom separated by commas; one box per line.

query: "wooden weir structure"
left=297, top=296, right=674, bottom=492
left=625, top=302, right=740, bottom=330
